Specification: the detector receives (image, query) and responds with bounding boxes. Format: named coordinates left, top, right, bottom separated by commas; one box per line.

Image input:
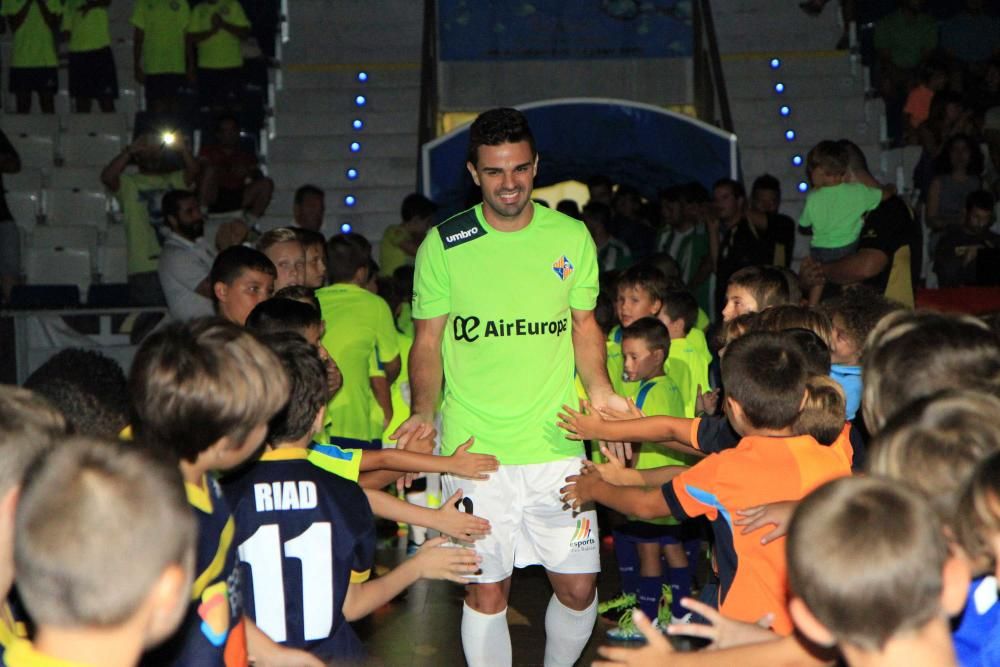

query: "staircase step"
left=268, top=158, right=417, bottom=191
left=275, top=110, right=418, bottom=137
left=275, top=85, right=421, bottom=112
left=280, top=66, right=420, bottom=90
left=268, top=134, right=416, bottom=162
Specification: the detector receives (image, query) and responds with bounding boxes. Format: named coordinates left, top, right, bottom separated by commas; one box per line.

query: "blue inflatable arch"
left=420, top=98, right=739, bottom=218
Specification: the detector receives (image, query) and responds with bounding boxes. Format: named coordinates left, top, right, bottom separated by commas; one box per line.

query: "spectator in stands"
left=188, top=0, right=251, bottom=113
left=655, top=185, right=712, bottom=311
left=23, top=347, right=129, bottom=438
left=61, top=0, right=118, bottom=113
left=874, top=0, right=939, bottom=144
left=913, top=92, right=978, bottom=197
left=587, top=174, right=614, bottom=207
left=131, top=0, right=193, bottom=115
left=379, top=193, right=437, bottom=277
left=903, top=60, right=949, bottom=137
left=0, top=129, right=22, bottom=305
left=556, top=199, right=581, bottom=219
left=101, top=131, right=200, bottom=306
left=292, top=184, right=326, bottom=233
left=210, top=244, right=275, bottom=325
left=751, top=173, right=796, bottom=267
left=583, top=201, right=631, bottom=272
left=198, top=114, right=273, bottom=221
left=157, top=189, right=215, bottom=321
left=940, top=0, right=1000, bottom=73
left=926, top=134, right=984, bottom=232
left=295, top=228, right=327, bottom=288
left=934, top=190, right=999, bottom=287
left=610, top=184, right=656, bottom=260
left=2, top=0, right=61, bottom=114
left=800, top=140, right=921, bottom=308
left=256, top=227, right=304, bottom=291
left=712, top=178, right=775, bottom=313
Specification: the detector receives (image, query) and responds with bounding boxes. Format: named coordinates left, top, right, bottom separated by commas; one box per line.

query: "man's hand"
left=214, top=218, right=249, bottom=251
left=434, top=489, right=491, bottom=542
left=447, top=437, right=499, bottom=480
left=734, top=500, right=798, bottom=545
left=799, top=256, right=825, bottom=290
left=665, top=597, right=776, bottom=650
left=559, top=469, right=599, bottom=511
left=411, top=535, right=481, bottom=583
left=389, top=412, right=437, bottom=449
left=325, top=358, right=343, bottom=398
left=594, top=610, right=673, bottom=666
left=696, top=384, right=720, bottom=416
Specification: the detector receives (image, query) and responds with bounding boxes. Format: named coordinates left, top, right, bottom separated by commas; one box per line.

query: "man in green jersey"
left=393, top=108, right=625, bottom=667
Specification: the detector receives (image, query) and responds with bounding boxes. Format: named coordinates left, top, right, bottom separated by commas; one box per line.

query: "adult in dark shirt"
left=0, top=129, right=22, bottom=304
left=609, top=184, right=656, bottom=261
left=750, top=174, right=796, bottom=268
left=712, top=178, right=775, bottom=312
left=801, top=140, right=921, bottom=308
left=934, top=190, right=999, bottom=287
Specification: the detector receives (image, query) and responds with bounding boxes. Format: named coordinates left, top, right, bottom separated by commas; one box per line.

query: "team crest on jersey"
left=198, top=582, right=230, bottom=647
left=552, top=256, right=574, bottom=280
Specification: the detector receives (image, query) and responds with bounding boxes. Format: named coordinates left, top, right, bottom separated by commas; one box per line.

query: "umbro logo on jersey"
left=552, top=256, right=574, bottom=280
left=453, top=315, right=568, bottom=343
left=444, top=227, right=480, bottom=244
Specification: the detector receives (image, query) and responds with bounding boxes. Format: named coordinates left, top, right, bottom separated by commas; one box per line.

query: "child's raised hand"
left=734, top=500, right=798, bottom=544
left=557, top=401, right=607, bottom=441
left=665, top=597, right=776, bottom=650
left=598, top=396, right=645, bottom=421
left=434, top=489, right=491, bottom=542
left=696, top=384, right=720, bottom=416
left=447, top=437, right=499, bottom=480
left=559, top=471, right=597, bottom=511
left=596, top=444, right=644, bottom=486
left=412, top=535, right=481, bottom=583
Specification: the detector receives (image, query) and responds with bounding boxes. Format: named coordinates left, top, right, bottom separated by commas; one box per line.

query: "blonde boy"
left=8, top=437, right=197, bottom=667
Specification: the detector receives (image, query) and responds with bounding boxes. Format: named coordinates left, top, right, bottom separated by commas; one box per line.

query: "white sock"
left=543, top=593, right=597, bottom=667
left=461, top=603, right=512, bottom=667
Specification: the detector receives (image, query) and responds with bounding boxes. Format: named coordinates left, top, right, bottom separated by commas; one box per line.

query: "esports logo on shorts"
left=569, top=517, right=596, bottom=552
left=452, top=314, right=569, bottom=343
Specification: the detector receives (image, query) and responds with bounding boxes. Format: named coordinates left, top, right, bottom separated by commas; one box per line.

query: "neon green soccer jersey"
left=317, top=283, right=400, bottom=447
left=413, top=204, right=599, bottom=464
left=188, top=0, right=249, bottom=69
left=632, top=375, right=691, bottom=525
left=2, top=0, right=61, bottom=68
left=61, top=0, right=110, bottom=52
left=131, top=0, right=191, bottom=75
left=666, top=328, right=712, bottom=418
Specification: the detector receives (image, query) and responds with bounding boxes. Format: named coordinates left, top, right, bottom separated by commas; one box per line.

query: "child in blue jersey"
left=246, top=298, right=494, bottom=542
left=601, top=318, right=693, bottom=639
left=223, top=333, right=481, bottom=663
left=0, top=388, right=67, bottom=661
left=7, top=436, right=196, bottom=667
left=130, top=317, right=325, bottom=667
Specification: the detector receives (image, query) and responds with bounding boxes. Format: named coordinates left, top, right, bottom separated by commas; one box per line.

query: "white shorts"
left=442, top=457, right=600, bottom=583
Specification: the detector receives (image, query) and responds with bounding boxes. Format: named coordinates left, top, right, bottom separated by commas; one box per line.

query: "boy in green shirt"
left=2, top=0, right=61, bottom=113
left=659, top=287, right=712, bottom=418
left=61, top=0, right=118, bottom=112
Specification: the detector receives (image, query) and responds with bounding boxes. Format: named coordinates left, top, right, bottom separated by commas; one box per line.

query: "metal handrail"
left=416, top=0, right=438, bottom=189
left=693, top=0, right=733, bottom=133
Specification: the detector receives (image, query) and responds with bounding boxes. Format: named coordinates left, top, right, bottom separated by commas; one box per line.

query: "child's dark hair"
left=618, top=264, right=669, bottom=305
left=246, top=298, right=322, bottom=337
left=795, top=375, right=846, bottom=445
left=273, top=285, right=321, bottom=311
left=24, top=348, right=129, bottom=438
left=754, top=304, right=834, bottom=351
left=806, top=140, right=850, bottom=178
left=467, top=107, right=536, bottom=166
left=258, top=332, right=328, bottom=445
left=326, top=233, right=370, bottom=284
left=728, top=265, right=790, bottom=310
left=621, top=317, right=671, bottom=355
left=722, top=331, right=807, bottom=430
left=638, top=254, right=682, bottom=285
left=819, top=285, right=900, bottom=352
left=662, top=288, right=698, bottom=334
left=293, top=227, right=326, bottom=250
left=783, top=328, right=832, bottom=375
left=210, top=246, right=276, bottom=296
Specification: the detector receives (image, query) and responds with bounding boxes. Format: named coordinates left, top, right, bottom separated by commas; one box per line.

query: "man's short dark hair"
left=621, top=317, right=671, bottom=355
left=246, top=298, right=322, bottom=337
left=24, top=348, right=129, bottom=439
left=838, top=139, right=870, bottom=175
left=161, top=189, right=196, bottom=223
left=713, top=178, right=746, bottom=201
left=401, top=193, right=438, bottom=222
left=751, top=174, right=781, bottom=197
left=210, top=246, right=276, bottom=292
left=722, top=331, right=807, bottom=430
left=967, top=189, right=995, bottom=213
left=326, top=234, right=370, bottom=284
left=467, top=107, right=536, bottom=166
left=662, top=289, right=699, bottom=334
left=258, top=333, right=328, bottom=445
left=294, top=184, right=324, bottom=206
